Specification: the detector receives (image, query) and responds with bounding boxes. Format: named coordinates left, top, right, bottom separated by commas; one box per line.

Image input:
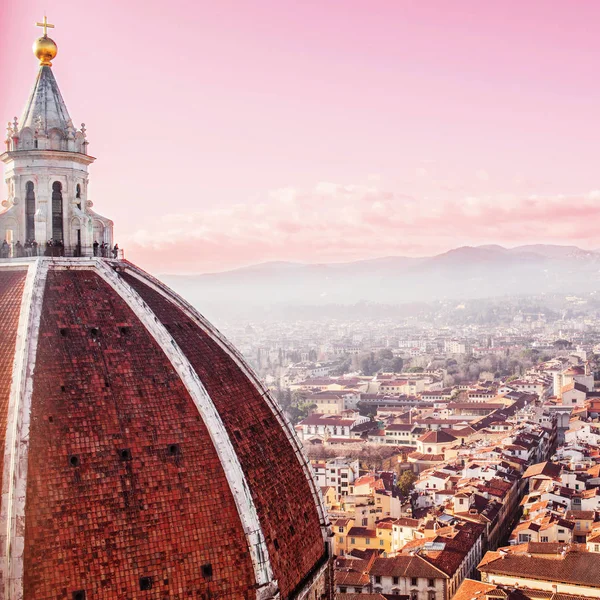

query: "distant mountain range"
left=160, top=245, right=600, bottom=317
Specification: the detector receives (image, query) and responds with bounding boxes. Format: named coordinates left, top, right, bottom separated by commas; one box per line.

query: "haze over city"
left=3, top=1, right=600, bottom=273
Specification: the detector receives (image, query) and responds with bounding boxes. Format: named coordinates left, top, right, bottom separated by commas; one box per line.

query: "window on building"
left=429, top=579, right=435, bottom=588
left=362, top=518, right=368, bottom=526
left=350, top=538, right=355, bottom=544
left=25, top=181, right=35, bottom=241
left=338, top=527, right=344, bottom=533
left=51, top=181, right=64, bottom=241
left=429, top=592, right=436, bottom=600
left=365, top=538, right=370, bottom=545
left=541, top=536, right=549, bottom=542
left=340, top=587, right=347, bottom=594
left=380, top=540, right=384, bottom=546
left=375, top=576, right=381, bottom=584
left=393, top=577, right=399, bottom=585
left=411, top=592, right=418, bottom=600
left=459, top=498, right=464, bottom=505
left=411, top=578, right=418, bottom=586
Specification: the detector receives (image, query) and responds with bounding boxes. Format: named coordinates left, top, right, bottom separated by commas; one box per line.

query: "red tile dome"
left=0, top=259, right=331, bottom=600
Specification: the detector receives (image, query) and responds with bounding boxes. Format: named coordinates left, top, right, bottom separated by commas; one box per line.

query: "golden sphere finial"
left=33, top=15, right=57, bottom=67
left=33, top=36, right=58, bottom=66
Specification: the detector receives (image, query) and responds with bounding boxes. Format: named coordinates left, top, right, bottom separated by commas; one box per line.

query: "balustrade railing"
left=0, top=243, right=124, bottom=260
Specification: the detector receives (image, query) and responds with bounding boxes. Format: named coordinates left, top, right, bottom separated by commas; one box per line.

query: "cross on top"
left=36, top=15, right=54, bottom=37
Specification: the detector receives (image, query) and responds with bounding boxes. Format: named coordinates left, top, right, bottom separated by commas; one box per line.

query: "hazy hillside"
left=160, top=245, right=600, bottom=317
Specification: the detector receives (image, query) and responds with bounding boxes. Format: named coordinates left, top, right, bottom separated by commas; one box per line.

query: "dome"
left=0, top=258, right=331, bottom=599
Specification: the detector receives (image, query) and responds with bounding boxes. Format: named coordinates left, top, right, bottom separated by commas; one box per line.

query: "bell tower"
left=0, top=17, right=113, bottom=255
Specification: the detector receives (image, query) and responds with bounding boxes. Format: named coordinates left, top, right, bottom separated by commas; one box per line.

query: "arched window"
left=26, top=182, right=35, bottom=241
left=52, top=181, right=64, bottom=242
left=76, top=184, right=82, bottom=210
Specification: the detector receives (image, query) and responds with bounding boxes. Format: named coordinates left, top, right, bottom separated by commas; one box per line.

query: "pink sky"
left=2, top=0, right=600, bottom=273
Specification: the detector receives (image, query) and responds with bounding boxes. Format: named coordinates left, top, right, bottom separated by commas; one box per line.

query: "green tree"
left=288, top=351, right=302, bottom=364
left=397, top=470, right=417, bottom=497
left=391, top=357, right=404, bottom=372
left=359, top=352, right=378, bottom=376
left=331, top=357, right=352, bottom=376
left=377, top=349, right=394, bottom=361
left=291, top=390, right=308, bottom=405
left=553, top=339, right=572, bottom=350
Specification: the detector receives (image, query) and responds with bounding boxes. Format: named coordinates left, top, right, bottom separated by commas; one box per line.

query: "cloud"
left=123, top=182, right=600, bottom=273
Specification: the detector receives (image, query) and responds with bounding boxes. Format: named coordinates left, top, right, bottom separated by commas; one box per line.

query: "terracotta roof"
left=453, top=579, right=497, bottom=600
left=522, top=461, right=562, bottom=481
left=447, top=402, right=504, bottom=410
left=564, top=366, right=585, bottom=375
left=526, top=542, right=584, bottom=555
left=354, top=475, right=378, bottom=487
left=335, top=567, right=371, bottom=587
left=408, top=452, right=445, bottom=462
left=369, top=555, right=447, bottom=579
left=299, top=414, right=357, bottom=426
left=419, top=430, right=457, bottom=444
left=387, top=424, right=414, bottom=432
left=396, top=518, right=420, bottom=528
left=449, top=426, right=477, bottom=437
left=565, top=510, right=595, bottom=521
left=348, top=527, right=378, bottom=538
left=454, top=581, right=592, bottom=600
left=479, top=547, right=600, bottom=587
left=420, top=523, right=486, bottom=576
left=335, top=582, right=385, bottom=600
left=561, top=382, right=588, bottom=394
